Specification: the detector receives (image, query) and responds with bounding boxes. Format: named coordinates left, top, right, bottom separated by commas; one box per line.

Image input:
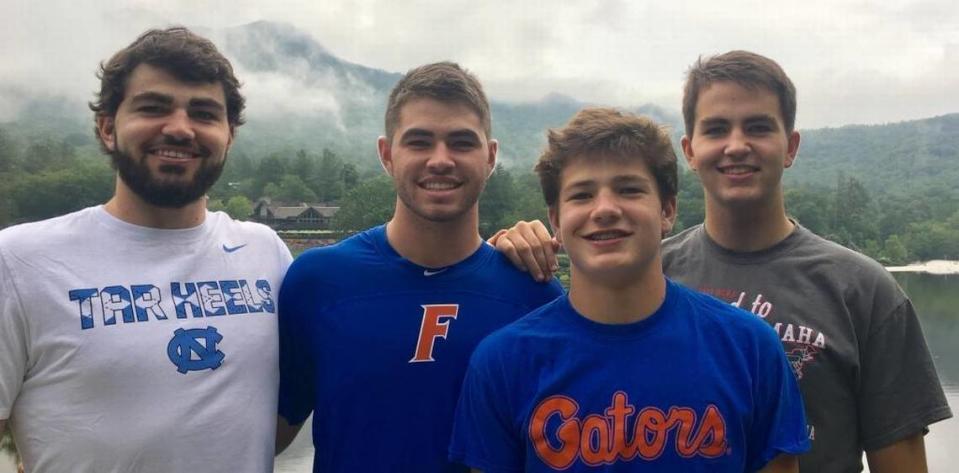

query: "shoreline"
left=886, top=260, right=959, bottom=275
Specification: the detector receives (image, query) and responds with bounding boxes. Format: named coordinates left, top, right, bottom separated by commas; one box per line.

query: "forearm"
left=866, top=433, right=927, bottom=473
left=275, top=416, right=304, bottom=455
left=758, top=454, right=798, bottom=473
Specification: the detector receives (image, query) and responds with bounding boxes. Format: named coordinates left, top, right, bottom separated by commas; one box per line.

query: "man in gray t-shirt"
left=663, top=51, right=951, bottom=473
left=493, top=50, right=952, bottom=473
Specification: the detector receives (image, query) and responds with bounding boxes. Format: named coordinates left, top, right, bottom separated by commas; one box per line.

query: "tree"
left=263, top=175, right=318, bottom=203
left=224, top=196, right=253, bottom=220
left=332, top=175, right=395, bottom=231
left=479, top=164, right=516, bottom=237
left=315, top=148, right=345, bottom=203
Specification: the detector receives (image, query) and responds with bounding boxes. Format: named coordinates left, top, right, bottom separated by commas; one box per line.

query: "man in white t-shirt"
left=0, top=27, right=292, bottom=473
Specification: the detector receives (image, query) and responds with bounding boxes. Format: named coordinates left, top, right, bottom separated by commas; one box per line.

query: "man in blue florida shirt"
left=275, top=62, right=564, bottom=472
left=450, top=108, right=809, bottom=472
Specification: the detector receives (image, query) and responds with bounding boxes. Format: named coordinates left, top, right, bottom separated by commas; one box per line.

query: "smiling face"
left=549, top=156, right=676, bottom=286
left=682, top=81, right=800, bottom=214
left=378, top=97, right=497, bottom=224
left=96, top=63, right=233, bottom=208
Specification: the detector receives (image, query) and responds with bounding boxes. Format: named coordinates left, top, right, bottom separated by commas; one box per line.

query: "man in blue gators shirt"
left=275, top=62, right=564, bottom=473
left=450, top=108, right=808, bottom=472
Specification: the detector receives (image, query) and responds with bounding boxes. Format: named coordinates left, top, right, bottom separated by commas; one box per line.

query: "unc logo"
left=167, top=326, right=225, bottom=374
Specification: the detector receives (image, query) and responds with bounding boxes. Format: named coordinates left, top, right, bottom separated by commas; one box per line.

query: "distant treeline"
left=1, top=128, right=957, bottom=265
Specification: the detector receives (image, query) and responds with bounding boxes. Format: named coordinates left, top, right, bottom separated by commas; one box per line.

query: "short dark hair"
left=89, top=27, right=244, bottom=149
left=682, top=50, right=796, bottom=137
left=384, top=62, right=491, bottom=140
left=534, top=107, right=678, bottom=209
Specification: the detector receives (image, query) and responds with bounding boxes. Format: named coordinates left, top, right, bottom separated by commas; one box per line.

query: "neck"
left=385, top=200, right=482, bottom=268
left=104, top=179, right=207, bottom=229
left=567, top=262, right=666, bottom=325
left=703, top=195, right=794, bottom=252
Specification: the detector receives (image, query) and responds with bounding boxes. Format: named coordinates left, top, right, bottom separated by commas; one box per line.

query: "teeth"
left=423, top=182, right=457, bottom=190
left=721, top=166, right=755, bottom=175
left=153, top=149, right=193, bottom=159
left=589, top=232, right=625, bottom=241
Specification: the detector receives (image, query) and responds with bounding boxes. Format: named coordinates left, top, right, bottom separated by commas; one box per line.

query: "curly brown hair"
left=534, top=107, right=677, bottom=209
left=89, top=27, right=245, bottom=150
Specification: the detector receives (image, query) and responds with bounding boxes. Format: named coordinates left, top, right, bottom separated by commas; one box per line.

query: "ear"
left=377, top=136, right=393, bottom=176
left=784, top=130, right=800, bottom=169
left=680, top=135, right=697, bottom=171
left=547, top=205, right=562, bottom=246
left=96, top=115, right=117, bottom=152
left=487, top=138, right=498, bottom=175
left=660, top=195, right=678, bottom=239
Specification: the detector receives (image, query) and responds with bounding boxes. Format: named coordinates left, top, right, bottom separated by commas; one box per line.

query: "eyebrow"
left=128, top=92, right=225, bottom=111
left=699, top=114, right=778, bottom=126
left=564, top=174, right=650, bottom=190
left=399, top=128, right=481, bottom=141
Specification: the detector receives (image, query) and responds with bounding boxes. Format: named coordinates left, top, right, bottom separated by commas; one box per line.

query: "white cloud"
left=1, top=0, right=957, bottom=128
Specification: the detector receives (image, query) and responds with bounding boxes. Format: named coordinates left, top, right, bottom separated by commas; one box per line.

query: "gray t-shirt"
left=662, top=223, right=952, bottom=473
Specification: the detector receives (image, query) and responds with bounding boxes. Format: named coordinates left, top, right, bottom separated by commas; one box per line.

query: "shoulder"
left=0, top=207, right=96, bottom=256
left=470, top=297, right=566, bottom=366
left=478, top=246, right=566, bottom=300
left=661, top=225, right=705, bottom=266
left=672, top=281, right=781, bottom=348
left=283, top=226, right=381, bottom=283
left=790, top=226, right=903, bottom=293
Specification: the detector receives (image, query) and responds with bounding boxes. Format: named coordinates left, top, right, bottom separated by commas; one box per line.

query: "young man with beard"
left=492, top=52, right=952, bottom=473
left=450, top=108, right=807, bottom=472
left=275, top=62, right=563, bottom=473
left=0, top=28, right=291, bottom=472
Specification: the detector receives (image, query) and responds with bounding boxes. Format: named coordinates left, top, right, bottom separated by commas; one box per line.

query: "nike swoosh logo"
left=423, top=268, right=449, bottom=277
left=222, top=244, right=247, bottom=253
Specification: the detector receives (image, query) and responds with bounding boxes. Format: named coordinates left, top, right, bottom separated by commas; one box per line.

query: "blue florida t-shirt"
left=278, top=225, right=564, bottom=473
left=450, top=280, right=809, bottom=472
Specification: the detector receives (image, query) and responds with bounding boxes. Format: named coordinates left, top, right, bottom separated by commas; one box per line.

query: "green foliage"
left=224, top=196, right=254, bottom=220
left=332, top=175, right=395, bottom=231
left=1, top=423, right=17, bottom=463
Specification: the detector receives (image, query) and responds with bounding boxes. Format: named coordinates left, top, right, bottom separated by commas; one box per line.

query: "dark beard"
left=110, top=144, right=225, bottom=209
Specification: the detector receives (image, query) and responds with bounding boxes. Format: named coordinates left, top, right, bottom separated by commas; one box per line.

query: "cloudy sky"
left=2, top=0, right=957, bottom=129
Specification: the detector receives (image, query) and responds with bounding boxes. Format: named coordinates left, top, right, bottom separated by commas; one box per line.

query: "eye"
left=619, top=186, right=645, bottom=195
left=405, top=139, right=431, bottom=149
left=701, top=125, right=727, bottom=136
left=567, top=191, right=591, bottom=201
left=747, top=123, right=774, bottom=134
left=450, top=140, right=478, bottom=151
left=137, top=105, right=166, bottom=115
left=191, top=110, right=221, bottom=121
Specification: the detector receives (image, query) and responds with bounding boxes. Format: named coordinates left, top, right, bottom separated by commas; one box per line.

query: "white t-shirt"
left=0, top=206, right=292, bottom=473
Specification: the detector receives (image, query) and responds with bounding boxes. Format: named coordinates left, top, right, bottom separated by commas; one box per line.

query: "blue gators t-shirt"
left=278, top=225, right=564, bottom=473
left=450, top=280, right=809, bottom=472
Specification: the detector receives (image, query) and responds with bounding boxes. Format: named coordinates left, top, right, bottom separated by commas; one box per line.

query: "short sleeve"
left=0, top=250, right=28, bottom=419
left=858, top=297, right=952, bottom=450
left=748, top=327, right=811, bottom=472
left=449, top=345, right=524, bottom=473
left=276, top=255, right=317, bottom=426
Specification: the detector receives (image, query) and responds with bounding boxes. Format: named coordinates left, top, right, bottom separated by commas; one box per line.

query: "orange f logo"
left=409, top=304, right=459, bottom=363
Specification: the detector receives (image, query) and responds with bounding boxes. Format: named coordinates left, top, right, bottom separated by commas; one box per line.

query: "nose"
left=724, top=128, right=750, bottom=158
left=591, top=189, right=622, bottom=223
left=426, top=141, right=455, bottom=174
left=161, top=110, right=196, bottom=142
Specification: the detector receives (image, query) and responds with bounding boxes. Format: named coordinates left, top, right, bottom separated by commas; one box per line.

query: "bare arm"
left=275, top=416, right=305, bottom=455
left=758, top=454, right=798, bottom=473
left=865, top=433, right=927, bottom=473
left=488, top=220, right=559, bottom=282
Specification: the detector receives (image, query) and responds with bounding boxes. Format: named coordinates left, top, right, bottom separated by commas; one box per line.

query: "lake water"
left=2, top=273, right=955, bottom=473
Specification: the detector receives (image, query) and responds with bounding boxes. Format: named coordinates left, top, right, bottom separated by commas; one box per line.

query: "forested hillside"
left=1, top=21, right=956, bottom=264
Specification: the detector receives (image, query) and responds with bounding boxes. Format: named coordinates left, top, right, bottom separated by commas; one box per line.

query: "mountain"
left=789, top=113, right=959, bottom=196
left=1, top=20, right=956, bottom=196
